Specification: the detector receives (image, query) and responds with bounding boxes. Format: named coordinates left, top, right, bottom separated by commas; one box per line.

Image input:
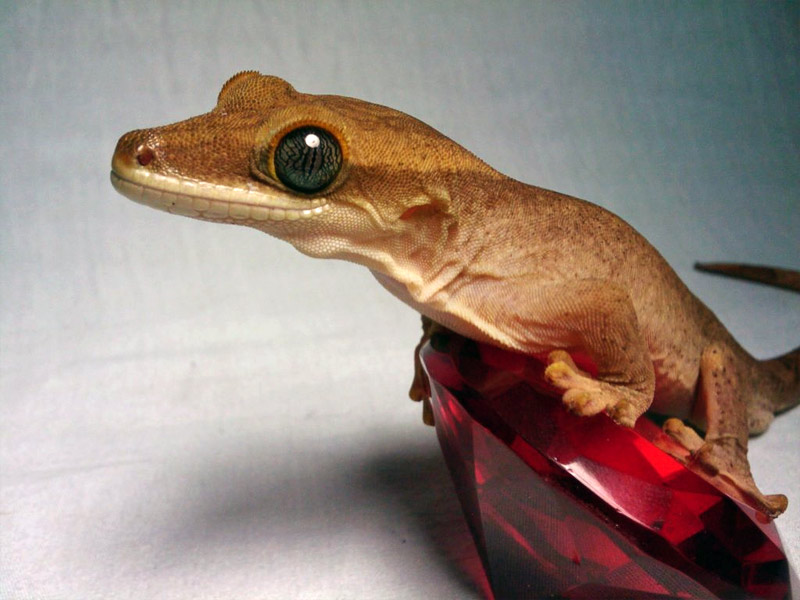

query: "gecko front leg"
left=411, top=279, right=656, bottom=428
left=519, top=279, right=657, bottom=428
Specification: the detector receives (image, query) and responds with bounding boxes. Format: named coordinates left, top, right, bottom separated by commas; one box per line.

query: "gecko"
left=110, top=71, right=799, bottom=518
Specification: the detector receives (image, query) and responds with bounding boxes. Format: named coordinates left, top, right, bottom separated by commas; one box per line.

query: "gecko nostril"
left=136, top=145, right=155, bottom=166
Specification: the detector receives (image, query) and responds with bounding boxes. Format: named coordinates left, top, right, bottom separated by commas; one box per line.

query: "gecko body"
left=111, top=72, right=799, bottom=517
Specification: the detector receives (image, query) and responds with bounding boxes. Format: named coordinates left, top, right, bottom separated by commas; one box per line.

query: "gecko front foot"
left=663, top=418, right=787, bottom=518
left=410, top=315, right=445, bottom=426
left=409, top=343, right=434, bottom=425
left=544, top=350, right=648, bottom=427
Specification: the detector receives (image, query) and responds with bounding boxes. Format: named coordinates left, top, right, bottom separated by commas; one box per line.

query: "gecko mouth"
left=110, top=161, right=330, bottom=223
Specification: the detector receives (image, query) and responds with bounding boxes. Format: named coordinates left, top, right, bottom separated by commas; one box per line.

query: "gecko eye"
left=272, top=126, right=342, bottom=193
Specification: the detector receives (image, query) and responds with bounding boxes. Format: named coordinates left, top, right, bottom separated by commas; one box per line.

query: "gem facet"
left=421, top=334, right=791, bottom=600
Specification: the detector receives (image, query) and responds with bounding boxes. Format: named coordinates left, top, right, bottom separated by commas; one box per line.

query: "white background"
left=2, top=2, right=798, bottom=599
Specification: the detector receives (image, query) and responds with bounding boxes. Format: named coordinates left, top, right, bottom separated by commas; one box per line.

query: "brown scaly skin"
left=111, top=72, right=799, bottom=518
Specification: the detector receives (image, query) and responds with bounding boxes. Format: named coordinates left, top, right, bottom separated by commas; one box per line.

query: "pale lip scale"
left=110, top=152, right=329, bottom=223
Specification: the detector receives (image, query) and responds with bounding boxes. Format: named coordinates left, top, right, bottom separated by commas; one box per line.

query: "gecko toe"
left=610, top=400, right=637, bottom=428
left=663, top=418, right=705, bottom=452
left=563, top=388, right=606, bottom=416
left=765, top=494, right=788, bottom=517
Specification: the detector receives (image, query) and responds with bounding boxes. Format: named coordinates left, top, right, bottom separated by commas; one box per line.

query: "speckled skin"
left=111, top=72, right=798, bottom=517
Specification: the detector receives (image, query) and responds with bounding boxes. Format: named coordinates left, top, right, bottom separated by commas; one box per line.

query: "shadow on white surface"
left=104, top=433, right=487, bottom=598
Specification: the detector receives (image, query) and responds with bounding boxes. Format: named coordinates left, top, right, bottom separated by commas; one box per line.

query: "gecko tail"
left=694, top=262, right=800, bottom=292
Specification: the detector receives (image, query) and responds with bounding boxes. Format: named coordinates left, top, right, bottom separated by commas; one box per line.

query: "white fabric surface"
left=1, top=2, right=798, bottom=598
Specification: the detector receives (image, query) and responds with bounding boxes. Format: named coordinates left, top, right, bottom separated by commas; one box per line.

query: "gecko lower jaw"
left=109, top=168, right=329, bottom=223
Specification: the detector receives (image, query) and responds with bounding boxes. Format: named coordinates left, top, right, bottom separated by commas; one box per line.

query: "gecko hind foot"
left=663, top=419, right=787, bottom=518
left=693, top=437, right=787, bottom=518
left=544, top=351, right=647, bottom=428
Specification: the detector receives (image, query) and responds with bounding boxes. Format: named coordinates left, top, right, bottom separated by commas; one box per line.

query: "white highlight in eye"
left=304, top=133, right=320, bottom=148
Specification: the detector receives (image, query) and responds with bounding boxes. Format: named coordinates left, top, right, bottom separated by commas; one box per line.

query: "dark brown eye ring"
left=272, top=126, right=342, bottom=193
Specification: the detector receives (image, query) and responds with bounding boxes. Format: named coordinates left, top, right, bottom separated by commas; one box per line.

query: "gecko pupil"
left=273, top=126, right=342, bottom=193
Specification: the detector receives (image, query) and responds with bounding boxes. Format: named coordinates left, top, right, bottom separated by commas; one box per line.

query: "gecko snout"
left=111, top=128, right=160, bottom=173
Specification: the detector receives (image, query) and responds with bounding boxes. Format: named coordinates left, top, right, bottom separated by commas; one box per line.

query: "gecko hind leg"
left=664, top=343, right=787, bottom=518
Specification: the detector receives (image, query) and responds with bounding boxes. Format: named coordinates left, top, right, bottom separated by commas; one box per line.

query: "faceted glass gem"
left=420, top=333, right=792, bottom=600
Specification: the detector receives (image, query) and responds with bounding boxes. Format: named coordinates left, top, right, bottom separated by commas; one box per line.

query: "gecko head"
left=111, top=71, right=501, bottom=274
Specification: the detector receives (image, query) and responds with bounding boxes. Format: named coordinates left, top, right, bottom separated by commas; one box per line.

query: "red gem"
left=421, top=334, right=791, bottom=599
